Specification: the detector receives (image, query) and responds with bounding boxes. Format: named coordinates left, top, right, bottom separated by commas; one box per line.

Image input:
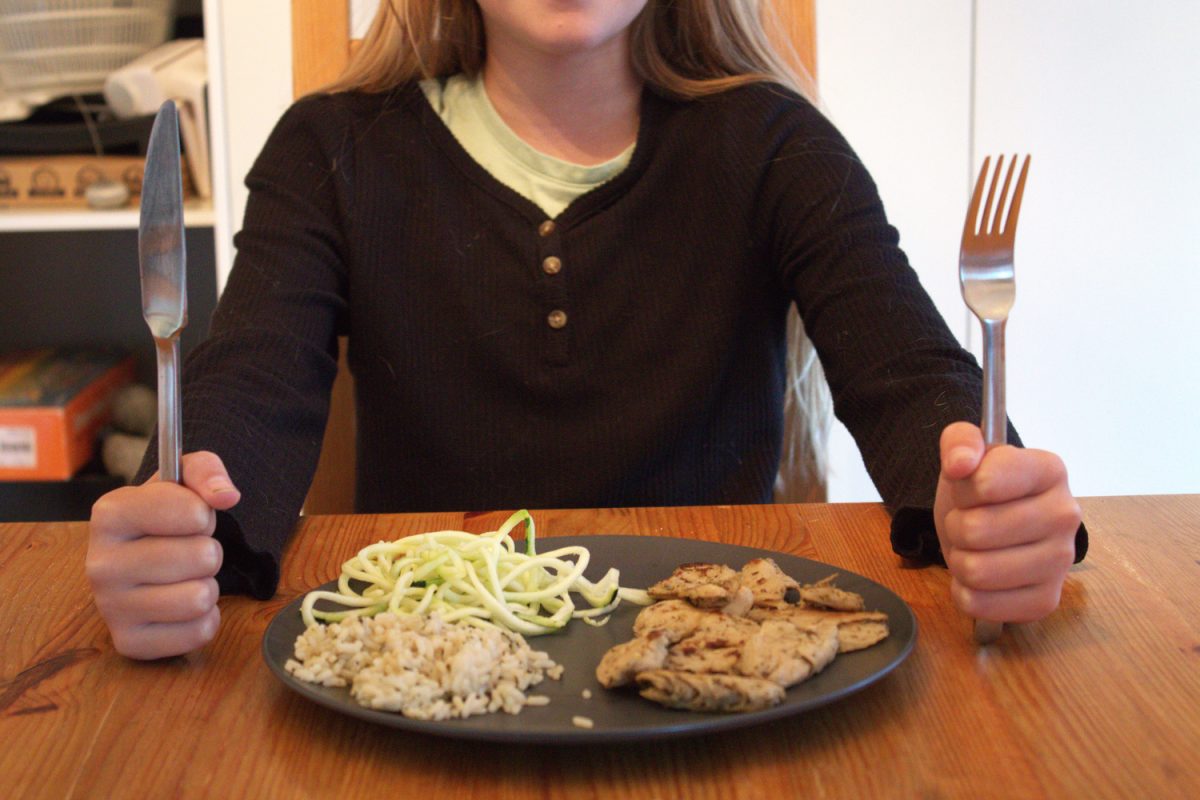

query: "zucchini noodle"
left=300, top=510, right=652, bottom=635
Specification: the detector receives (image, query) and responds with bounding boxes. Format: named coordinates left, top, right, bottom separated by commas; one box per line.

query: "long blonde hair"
left=330, top=0, right=831, bottom=501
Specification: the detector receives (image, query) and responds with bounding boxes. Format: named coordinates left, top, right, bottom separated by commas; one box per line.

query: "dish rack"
left=0, top=0, right=174, bottom=121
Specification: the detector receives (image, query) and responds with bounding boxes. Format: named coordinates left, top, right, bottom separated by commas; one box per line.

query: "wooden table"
left=2, top=497, right=1197, bottom=799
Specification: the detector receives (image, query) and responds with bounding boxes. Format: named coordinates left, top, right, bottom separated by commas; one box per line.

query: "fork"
left=959, top=154, right=1030, bottom=645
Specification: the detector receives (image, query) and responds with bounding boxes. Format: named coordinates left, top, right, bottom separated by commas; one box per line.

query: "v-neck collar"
left=464, top=75, right=634, bottom=189
left=400, top=80, right=674, bottom=228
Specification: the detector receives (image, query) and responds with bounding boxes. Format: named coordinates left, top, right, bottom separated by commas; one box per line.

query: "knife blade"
left=138, top=100, right=187, bottom=484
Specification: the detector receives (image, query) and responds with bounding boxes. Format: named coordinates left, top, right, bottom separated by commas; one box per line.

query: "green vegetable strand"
left=299, top=510, right=650, bottom=632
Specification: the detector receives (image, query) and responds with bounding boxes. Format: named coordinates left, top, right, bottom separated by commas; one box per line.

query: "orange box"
left=0, top=348, right=135, bottom=481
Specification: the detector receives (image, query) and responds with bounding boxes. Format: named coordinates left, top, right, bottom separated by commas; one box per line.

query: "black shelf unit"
left=0, top=228, right=217, bottom=521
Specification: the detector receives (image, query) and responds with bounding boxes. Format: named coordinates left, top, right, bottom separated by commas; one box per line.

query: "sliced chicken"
left=799, top=574, right=866, bottom=612
left=646, top=562, right=742, bottom=608
left=833, top=618, right=889, bottom=652
left=607, top=562, right=891, bottom=714
left=595, top=630, right=670, bottom=688
left=664, top=641, right=742, bottom=675
left=635, top=670, right=784, bottom=712
left=737, top=557, right=801, bottom=608
left=720, top=586, right=755, bottom=617
left=633, top=599, right=706, bottom=643
left=691, top=610, right=759, bottom=641
left=737, top=619, right=839, bottom=687
left=664, top=614, right=758, bottom=674
left=750, top=606, right=889, bottom=653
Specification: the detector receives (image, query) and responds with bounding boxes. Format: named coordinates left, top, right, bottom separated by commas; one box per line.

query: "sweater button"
left=547, top=310, right=568, bottom=329
left=538, top=220, right=556, bottom=237
left=542, top=256, right=562, bottom=275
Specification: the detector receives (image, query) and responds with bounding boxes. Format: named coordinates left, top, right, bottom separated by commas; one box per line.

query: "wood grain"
left=290, top=0, right=350, bottom=98
left=2, top=497, right=1198, bottom=799
left=290, top=0, right=357, bottom=515
left=300, top=337, right=356, bottom=515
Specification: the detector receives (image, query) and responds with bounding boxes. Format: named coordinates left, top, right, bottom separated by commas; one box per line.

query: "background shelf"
left=0, top=198, right=214, bottom=232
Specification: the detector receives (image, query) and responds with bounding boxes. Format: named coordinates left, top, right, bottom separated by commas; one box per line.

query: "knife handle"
left=155, top=336, right=182, bottom=484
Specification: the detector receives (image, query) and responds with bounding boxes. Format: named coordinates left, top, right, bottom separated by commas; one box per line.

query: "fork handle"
left=979, top=316, right=1008, bottom=443
left=975, top=318, right=1007, bottom=644
left=981, top=319, right=1007, bottom=447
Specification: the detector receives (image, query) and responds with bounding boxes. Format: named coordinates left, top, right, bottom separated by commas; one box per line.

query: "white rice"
left=284, top=612, right=563, bottom=720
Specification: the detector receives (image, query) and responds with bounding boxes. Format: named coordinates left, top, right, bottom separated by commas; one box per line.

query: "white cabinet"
left=203, top=0, right=294, bottom=288
left=0, top=2, right=216, bottom=233
left=817, top=0, right=1200, bottom=498
left=0, top=2, right=222, bottom=385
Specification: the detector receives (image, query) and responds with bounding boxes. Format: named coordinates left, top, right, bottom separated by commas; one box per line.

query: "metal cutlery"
left=958, top=153, right=1030, bottom=644
left=138, top=100, right=188, bottom=483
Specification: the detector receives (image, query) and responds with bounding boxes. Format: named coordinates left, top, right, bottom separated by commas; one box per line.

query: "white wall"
left=352, top=0, right=379, bottom=38
left=818, top=0, right=1200, bottom=498
left=973, top=0, right=1200, bottom=495
left=816, top=1, right=972, bottom=502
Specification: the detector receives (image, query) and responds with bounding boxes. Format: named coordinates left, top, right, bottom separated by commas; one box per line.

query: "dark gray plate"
left=262, top=535, right=916, bottom=744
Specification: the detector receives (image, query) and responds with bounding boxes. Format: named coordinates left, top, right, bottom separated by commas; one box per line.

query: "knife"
left=138, top=100, right=188, bottom=484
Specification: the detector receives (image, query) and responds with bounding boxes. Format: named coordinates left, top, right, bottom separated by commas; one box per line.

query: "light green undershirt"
left=420, top=74, right=635, bottom=219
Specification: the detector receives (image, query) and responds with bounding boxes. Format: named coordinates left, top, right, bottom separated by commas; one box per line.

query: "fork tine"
left=1000, top=155, right=1031, bottom=243
left=990, top=155, right=1018, bottom=236
left=963, top=155, right=991, bottom=242
left=978, top=154, right=1004, bottom=238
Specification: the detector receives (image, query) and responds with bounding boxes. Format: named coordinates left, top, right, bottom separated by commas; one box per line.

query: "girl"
left=87, top=0, right=1083, bottom=659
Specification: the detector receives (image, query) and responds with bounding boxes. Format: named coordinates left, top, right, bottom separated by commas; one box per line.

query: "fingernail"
left=949, top=447, right=975, bottom=471
left=207, top=478, right=236, bottom=494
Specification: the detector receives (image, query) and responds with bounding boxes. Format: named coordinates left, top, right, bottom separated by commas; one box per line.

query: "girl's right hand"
left=86, top=451, right=242, bottom=660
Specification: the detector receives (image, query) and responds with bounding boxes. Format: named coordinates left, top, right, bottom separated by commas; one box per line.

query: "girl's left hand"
left=933, top=422, right=1082, bottom=623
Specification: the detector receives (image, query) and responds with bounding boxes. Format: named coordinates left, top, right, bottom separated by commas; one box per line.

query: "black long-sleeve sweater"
left=139, top=81, right=1085, bottom=597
